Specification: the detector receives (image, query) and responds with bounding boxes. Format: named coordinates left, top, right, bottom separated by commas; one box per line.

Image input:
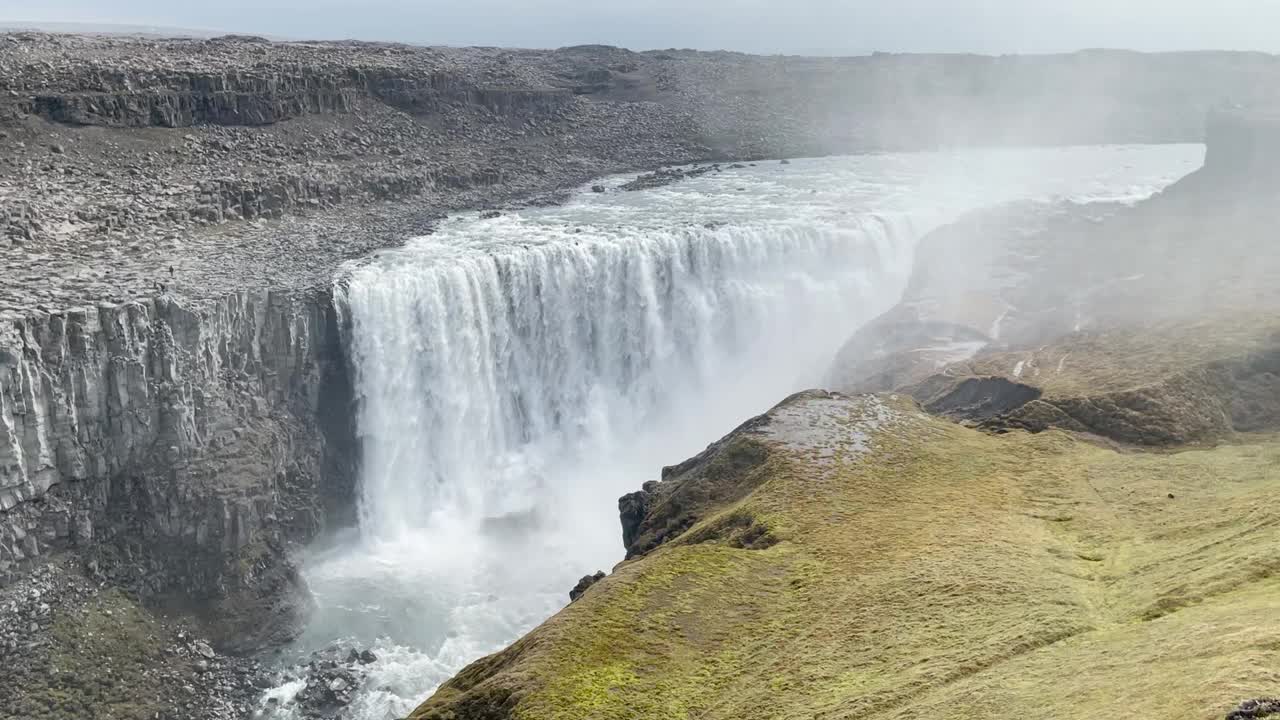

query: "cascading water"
left=343, top=215, right=916, bottom=543
left=264, top=144, right=1203, bottom=719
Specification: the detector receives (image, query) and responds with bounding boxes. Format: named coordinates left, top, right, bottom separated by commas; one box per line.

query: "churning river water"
left=260, top=144, right=1203, bottom=718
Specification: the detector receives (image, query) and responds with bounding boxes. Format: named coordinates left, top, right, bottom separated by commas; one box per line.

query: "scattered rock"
left=620, top=165, right=715, bottom=192
left=0, top=560, right=264, bottom=719
left=271, top=644, right=384, bottom=718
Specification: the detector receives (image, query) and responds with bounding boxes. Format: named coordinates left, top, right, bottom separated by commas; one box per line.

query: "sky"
left=3, top=0, right=1280, bottom=55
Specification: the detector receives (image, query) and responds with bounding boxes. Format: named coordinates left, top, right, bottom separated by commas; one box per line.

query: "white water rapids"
left=263, top=145, right=1202, bottom=719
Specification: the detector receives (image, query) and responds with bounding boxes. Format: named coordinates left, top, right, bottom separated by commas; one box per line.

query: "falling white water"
left=265, top=145, right=1203, bottom=719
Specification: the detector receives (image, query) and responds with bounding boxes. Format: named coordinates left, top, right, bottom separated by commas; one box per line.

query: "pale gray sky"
left=3, top=0, right=1279, bottom=54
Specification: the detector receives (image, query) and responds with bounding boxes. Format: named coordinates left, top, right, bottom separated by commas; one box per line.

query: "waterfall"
left=341, top=214, right=916, bottom=544
left=275, top=145, right=1203, bottom=720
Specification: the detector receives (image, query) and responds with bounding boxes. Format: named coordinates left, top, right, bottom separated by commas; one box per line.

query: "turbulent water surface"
left=263, top=145, right=1202, bottom=718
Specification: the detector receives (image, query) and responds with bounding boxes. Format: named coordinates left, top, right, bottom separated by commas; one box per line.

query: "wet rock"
left=620, top=165, right=716, bottom=192
left=275, top=644, right=380, bottom=718
left=591, top=184, right=606, bottom=193
left=344, top=647, right=378, bottom=665
left=294, top=664, right=360, bottom=718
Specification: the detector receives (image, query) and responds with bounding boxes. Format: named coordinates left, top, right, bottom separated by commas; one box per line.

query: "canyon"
left=1, top=29, right=1279, bottom=720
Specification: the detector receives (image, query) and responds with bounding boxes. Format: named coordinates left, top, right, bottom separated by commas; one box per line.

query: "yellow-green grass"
left=958, top=316, right=1280, bottom=398
left=412, top=395, right=1280, bottom=720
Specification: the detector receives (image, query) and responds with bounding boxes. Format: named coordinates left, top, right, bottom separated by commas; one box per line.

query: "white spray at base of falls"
left=269, top=145, right=1204, bottom=720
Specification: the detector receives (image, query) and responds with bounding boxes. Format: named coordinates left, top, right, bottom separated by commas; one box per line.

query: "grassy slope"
left=957, top=316, right=1280, bottom=398
left=412, top=393, right=1280, bottom=720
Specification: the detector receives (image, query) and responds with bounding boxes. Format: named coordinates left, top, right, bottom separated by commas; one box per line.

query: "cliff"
left=828, top=108, right=1280, bottom=446
left=1203, top=107, right=1280, bottom=181
left=0, top=290, right=354, bottom=650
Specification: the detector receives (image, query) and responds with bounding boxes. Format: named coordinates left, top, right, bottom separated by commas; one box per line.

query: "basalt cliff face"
left=409, top=116, right=1280, bottom=720
left=0, top=289, right=354, bottom=650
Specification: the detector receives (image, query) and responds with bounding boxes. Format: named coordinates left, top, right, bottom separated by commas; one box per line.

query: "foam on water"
left=262, top=145, right=1203, bottom=719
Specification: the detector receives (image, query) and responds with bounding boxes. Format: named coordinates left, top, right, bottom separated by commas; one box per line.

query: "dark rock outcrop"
left=619, top=164, right=717, bottom=191
left=618, top=398, right=802, bottom=559
left=0, top=290, right=355, bottom=650
left=568, top=571, right=605, bottom=602
left=618, top=481, right=658, bottom=552
left=1228, top=699, right=1280, bottom=720
left=916, top=376, right=1043, bottom=421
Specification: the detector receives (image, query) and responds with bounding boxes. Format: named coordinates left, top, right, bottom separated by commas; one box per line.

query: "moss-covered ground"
left=412, top=394, right=1280, bottom=720
left=3, top=588, right=177, bottom=720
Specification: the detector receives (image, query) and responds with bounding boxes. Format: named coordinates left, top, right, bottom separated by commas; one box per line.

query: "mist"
left=5, top=0, right=1280, bottom=54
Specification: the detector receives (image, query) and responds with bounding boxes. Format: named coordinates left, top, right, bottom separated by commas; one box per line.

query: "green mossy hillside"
left=412, top=392, right=1280, bottom=720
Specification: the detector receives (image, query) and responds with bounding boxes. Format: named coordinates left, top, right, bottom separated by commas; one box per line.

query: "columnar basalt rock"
left=0, top=290, right=354, bottom=648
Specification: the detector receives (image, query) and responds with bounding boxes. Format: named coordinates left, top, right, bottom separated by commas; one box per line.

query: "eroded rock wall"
left=0, top=289, right=353, bottom=646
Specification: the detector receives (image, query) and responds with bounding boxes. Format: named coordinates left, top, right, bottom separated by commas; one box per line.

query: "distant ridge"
left=0, top=20, right=291, bottom=41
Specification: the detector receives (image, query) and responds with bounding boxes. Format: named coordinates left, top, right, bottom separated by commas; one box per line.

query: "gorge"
left=1, top=30, right=1278, bottom=720
left=265, top=145, right=1202, bottom=718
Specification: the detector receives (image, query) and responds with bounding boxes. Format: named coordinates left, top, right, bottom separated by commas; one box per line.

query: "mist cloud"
left=2, top=0, right=1278, bottom=55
